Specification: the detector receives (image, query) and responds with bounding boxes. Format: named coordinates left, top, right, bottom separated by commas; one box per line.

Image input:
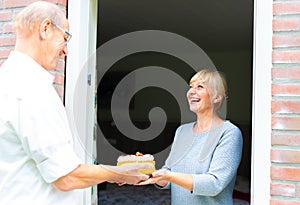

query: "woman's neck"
left=194, top=113, right=224, bottom=133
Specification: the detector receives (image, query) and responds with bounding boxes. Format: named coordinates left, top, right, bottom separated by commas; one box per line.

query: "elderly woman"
left=139, top=69, right=243, bottom=205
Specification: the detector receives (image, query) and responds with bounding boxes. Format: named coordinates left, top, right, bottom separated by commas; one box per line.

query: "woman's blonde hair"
left=190, top=69, right=227, bottom=109
left=14, top=1, right=66, bottom=37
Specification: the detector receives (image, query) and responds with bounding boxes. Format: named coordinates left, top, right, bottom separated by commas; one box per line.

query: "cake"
left=117, top=152, right=156, bottom=174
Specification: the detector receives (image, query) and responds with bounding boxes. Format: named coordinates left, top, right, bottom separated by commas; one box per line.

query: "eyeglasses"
left=52, top=22, right=72, bottom=45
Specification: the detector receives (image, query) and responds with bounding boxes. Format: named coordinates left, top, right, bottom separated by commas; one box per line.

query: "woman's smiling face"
left=186, top=79, right=213, bottom=114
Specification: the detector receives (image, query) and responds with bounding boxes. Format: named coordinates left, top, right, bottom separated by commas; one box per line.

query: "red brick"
left=273, top=50, right=300, bottom=63
left=272, top=100, right=300, bottom=114
left=0, top=49, right=12, bottom=59
left=271, top=166, right=300, bottom=181
left=53, top=72, right=65, bottom=85
left=55, top=60, right=65, bottom=73
left=5, top=0, right=41, bottom=8
left=273, top=18, right=299, bottom=31
left=272, top=68, right=300, bottom=80
left=4, top=23, right=15, bottom=34
left=272, top=133, right=300, bottom=146
left=53, top=84, right=65, bottom=99
left=272, top=84, right=300, bottom=96
left=272, top=116, right=300, bottom=130
left=271, top=183, right=295, bottom=197
left=273, top=34, right=300, bottom=48
left=272, top=83, right=300, bottom=96
left=52, top=0, right=67, bottom=7
left=271, top=149, right=300, bottom=163
left=271, top=199, right=300, bottom=205
left=0, top=11, right=12, bottom=22
left=0, top=36, right=16, bottom=47
left=274, top=2, right=300, bottom=15
left=5, top=0, right=67, bottom=8
left=44, top=0, right=67, bottom=7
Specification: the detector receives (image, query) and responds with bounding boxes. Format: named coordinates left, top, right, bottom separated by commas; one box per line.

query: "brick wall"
left=271, top=1, right=300, bottom=204
left=0, top=0, right=68, bottom=100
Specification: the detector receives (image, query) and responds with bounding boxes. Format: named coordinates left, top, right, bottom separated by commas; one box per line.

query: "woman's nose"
left=189, top=87, right=196, bottom=93
left=187, top=87, right=195, bottom=96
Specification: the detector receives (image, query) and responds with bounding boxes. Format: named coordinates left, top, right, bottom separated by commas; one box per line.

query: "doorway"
left=96, top=1, right=253, bottom=204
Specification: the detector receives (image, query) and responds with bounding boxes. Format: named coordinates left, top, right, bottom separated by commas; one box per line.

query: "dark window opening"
left=96, top=1, right=253, bottom=204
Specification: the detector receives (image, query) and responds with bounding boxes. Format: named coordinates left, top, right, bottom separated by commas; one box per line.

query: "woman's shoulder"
left=180, top=121, right=195, bottom=128
left=222, top=120, right=243, bottom=139
left=173, top=122, right=195, bottom=137
left=177, top=122, right=195, bottom=131
left=224, top=120, right=241, bottom=130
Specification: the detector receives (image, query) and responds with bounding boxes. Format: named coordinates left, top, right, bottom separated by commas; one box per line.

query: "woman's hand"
left=136, top=169, right=169, bottom=187
left=136, top=168, right=194, bottom=191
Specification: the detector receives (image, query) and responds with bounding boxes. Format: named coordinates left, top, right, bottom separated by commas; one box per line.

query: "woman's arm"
left=137, top=169, right=193, bottom=191
left=192, top=126, right=243, bottom=196
left=156, top=169, right=194, bottom=191
left=138, top=124, right=243, bottom=195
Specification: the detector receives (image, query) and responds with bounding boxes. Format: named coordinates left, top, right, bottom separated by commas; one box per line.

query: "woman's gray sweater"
left=161, top=120, right=243, bottom=205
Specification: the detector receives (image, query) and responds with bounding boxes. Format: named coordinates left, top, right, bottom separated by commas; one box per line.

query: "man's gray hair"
left=14, top=1, right=66, bottom=36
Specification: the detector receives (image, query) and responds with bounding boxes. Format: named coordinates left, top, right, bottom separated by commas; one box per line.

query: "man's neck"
left=15, top=36, right=41, bottom=67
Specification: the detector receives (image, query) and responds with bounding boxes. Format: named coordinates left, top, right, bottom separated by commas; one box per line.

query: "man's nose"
left=61, top=45, right=68, bottom=57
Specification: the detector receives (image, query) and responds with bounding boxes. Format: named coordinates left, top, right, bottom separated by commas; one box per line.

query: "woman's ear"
left=39, top=18, right=52, bottom=40
left=213, top=95, right=223, bottom=104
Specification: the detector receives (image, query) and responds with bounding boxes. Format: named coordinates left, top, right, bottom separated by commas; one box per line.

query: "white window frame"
left=251, top=0, right=272, bottom=204
left=65, top=0, right=98, bottom=204
left=65, top=0, right=273, bottom=204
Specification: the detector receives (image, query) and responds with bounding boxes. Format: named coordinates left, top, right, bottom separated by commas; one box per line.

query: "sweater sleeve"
left=192, top=126, right=243, bottom=196
left=154, top=125, right=184, bottom=190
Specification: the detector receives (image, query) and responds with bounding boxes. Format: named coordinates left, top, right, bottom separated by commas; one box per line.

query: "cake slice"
left=117, top=152, right=156, bottom=174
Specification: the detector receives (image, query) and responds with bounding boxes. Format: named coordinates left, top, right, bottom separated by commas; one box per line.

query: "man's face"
left=41, top=21, right=69, bottom=70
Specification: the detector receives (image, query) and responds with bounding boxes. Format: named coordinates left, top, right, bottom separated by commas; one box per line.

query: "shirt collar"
left=10, top=51, right=55, bottom=83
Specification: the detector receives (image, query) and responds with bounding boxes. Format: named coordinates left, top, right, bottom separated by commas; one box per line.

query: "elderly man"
left=0, top=1, right=151, bottom=204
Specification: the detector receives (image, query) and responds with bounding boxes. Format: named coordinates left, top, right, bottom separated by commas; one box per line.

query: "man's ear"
left=39, top=18, right=52, bottom=40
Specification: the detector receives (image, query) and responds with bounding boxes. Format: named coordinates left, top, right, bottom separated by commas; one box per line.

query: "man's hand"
left=99, top=163, right=153, bottom=185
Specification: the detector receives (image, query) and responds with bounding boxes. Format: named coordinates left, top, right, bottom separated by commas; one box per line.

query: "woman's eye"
left=197, top=85, right=204, bottom=88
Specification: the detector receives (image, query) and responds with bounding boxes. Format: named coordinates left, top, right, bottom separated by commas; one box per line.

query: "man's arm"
left=53, top=163, right=152, bottom=191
